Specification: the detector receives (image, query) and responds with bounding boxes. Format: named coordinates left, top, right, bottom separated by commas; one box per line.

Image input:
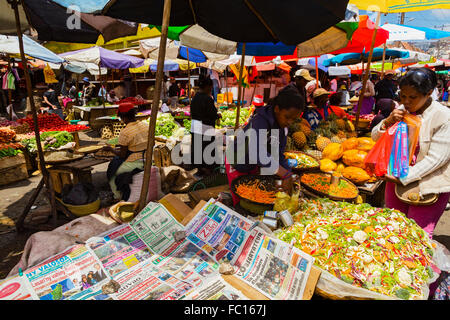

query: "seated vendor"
left=225, top=88, right=305, bottom=206
left=103, top=102, right=149, bottom=200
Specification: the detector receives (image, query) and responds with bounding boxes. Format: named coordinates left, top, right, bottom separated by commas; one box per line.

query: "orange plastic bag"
left=365, top=123, right=398, bottom=177
left=403, top=114, right=421, bottom=164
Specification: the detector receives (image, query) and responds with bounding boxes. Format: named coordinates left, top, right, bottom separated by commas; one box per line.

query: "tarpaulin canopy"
left=22, top=0, right=138, bottom=44
left=349, top=0, right=450, bottom=12
left=382, top=23, right=426, bottom=41
left=402, top=25, right=450, bottom=40
left=298, top=54, right=335, bottom=72
left=0, top=0, right=28, bottom=34
left=323, top=48, right=410, bottom=66
left=60, top=46, right=144, bottom=69
left=331, top=15, right=390, bottom=54
left=51, top=0, right=349, bottom=45
left=0, top=34, right=64, bottom=64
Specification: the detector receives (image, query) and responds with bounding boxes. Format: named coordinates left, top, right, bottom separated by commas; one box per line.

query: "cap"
left=82, top=77, right=90, bottom=83
left=117, top=102, right=135, bottom=114
left=313, top=88, right=331, bottom=98
left=252, top=95, right=264, bottom=106
left=169, top=77, right=175, bottom=81
left=294, top=69, right=314, bottom=81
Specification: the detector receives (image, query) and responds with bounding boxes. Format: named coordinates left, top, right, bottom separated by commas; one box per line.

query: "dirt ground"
left=0, top=130, right=449, bottom=279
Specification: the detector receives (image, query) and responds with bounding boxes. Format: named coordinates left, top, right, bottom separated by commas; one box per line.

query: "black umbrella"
left=22, top=0, right=138, bottom=43
left=100, top=0, right=349, bottom=45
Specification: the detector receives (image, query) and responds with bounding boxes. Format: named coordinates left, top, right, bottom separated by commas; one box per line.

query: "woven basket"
left=113, top=122, right=126, bottom=137
left=57, top=198, right=100, bottom=217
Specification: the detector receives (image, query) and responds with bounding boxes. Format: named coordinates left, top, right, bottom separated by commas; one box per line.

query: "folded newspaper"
left=0, top=200, right=314, bottom=300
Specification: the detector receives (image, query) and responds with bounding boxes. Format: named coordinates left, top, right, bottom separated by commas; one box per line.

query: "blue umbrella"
left=323, top=48, right=410, bottom=66
left=403, top=25, right=450, bottom=40
left=178, top=46, right=207, bottom=63
left=148, top=59, right=179, bottom=72
left=237, top=42, right=296, bottom=56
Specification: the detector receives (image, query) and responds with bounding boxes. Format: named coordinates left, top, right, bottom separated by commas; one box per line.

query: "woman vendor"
left=189, top=75, right=221, bottom=175
left=371, top=68, right=450, bottom=239
left=225, top=88, right=305, bottom=206
left=103, top=102, right=149, bottom=200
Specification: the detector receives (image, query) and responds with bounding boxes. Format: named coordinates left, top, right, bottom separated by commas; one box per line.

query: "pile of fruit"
left=276, top=198, right=437, bottom=300
left=0, top=127, right=16, bottom=143
left=286, top=114, right=378, bottom=185
left=17, top=114, right=89, bottom=133
left=216, top=108, right=251, bottom=128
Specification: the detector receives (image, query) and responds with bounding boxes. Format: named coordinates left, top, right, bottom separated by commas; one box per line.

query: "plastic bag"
left=403, top=113, right=421, bottom=164
left=365, top=122, right=398, bottom=176
left=388, top=121, right=409, bottom=178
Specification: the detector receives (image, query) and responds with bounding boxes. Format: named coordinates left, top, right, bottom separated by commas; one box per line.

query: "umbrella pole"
left=355, top=11, right=381, bottom=129
left=10, top=0, right=56, bottom=228
left=380, top=43, right=387, bottom=80
left=98, top=64, right=105, bottom=109
left=137, top=0, right=172, bottom=212
left=224, top=68, right=229, bottom=107
left=235, top=43, right=246, bottom=129
left=187, top=48, right=191, bottom=105
left=315, top=56, right=319, bottom=89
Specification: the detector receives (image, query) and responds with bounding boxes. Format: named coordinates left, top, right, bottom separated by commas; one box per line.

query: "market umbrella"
left=381, top=23, right=426, bottom=41
left=402, top=25, right=450, bottom=40
left=22, top=0, right=138, bottom=43
left=323, top=48, right=410, bottom=66
left=60, top=46, right=144, bottom=69
left=0, top=34, right=64, bottom=63
left=349, top=0, right=450, bottom=12
left=51, top=0, right=349, bottom=45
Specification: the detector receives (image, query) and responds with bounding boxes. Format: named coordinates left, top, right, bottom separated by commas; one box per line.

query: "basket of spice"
left=300, top=172, right=359, bottom=202
left=231, top=175, right=278, bottom=215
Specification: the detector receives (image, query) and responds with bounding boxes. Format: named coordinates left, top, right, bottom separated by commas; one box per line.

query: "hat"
left=313, top=88, right=331, bottom=98
left=294, top=69, right=314, bottom=81
left=82, top=77, right=90, bottom=83
left=252, top=95, right=264, bottom=106
left=117, top=102, right=135, bottom=114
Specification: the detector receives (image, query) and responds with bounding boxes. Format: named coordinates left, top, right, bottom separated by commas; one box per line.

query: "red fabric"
left=118, top=102, right=134, bottom=114
left=331, top=16, right=389, bottom=55
left=254, top=48, right=298, bottom=63
left=316, top=105, right=349, bottom=119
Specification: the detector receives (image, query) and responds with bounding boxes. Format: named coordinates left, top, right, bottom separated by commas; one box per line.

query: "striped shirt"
left=118, top=121, right=149, bottom=162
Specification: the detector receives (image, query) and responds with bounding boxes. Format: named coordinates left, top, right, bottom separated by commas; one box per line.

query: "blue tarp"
left=237, top=42, right=296, bottom=56
left=323, top=48, right=410, bottom=66
left=51, top=0, right=106, bottom=13
left=403, top=25, right=450, bottom=40
left=178, top=46, right=207, bottom=63
left=149, top=59, right=179, bottom=72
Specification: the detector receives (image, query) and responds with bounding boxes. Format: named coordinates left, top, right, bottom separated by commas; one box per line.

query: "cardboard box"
left=157, top=193, right=197, bottom=223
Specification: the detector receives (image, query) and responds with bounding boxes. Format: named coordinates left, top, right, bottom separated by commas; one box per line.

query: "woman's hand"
left=383, top=174, right=402, bottom=184
left=384, top=108, right=406, bottom=127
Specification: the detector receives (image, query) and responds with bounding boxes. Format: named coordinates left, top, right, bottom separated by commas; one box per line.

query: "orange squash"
left=322, top=143, right=343, bottom=161
left=357, top=137, right=375, bottom=152
left=342, top=137, right=358, bottom=151
left=342, top=166, right=370, bottom=185
left=342, top=149, right=368, bottom=168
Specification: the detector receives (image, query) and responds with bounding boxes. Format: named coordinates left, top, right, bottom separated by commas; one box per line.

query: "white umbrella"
left=382, top=23, right=426, bottom=41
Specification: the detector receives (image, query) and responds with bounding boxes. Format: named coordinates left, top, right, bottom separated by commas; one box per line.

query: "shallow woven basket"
left=57, top=198, right=100, bottom=217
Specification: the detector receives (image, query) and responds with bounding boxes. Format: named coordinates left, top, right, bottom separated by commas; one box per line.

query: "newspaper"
left=232, top=229, right=314, bottom=300
left=86, top=224, right=154, bottom=278
left=184, top=200, right=255, bottom=263
left=24, top=244, right=111, bottom=300
left=184, top=277, right=249, bottom=300
left=130, top=203, right=185, bottom=254
left=0, top=274, right=35, bottom=300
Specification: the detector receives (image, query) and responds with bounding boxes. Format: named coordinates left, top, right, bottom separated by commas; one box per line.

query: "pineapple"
left=288, top=122, right=302, bottom=135
left=336, top=118, right=346, bottom=130
left=292, top=131, right=307, bottom=148
left=337, top=130, right=347, bottom=139
left=316, top=136, right=332, bottom=151
left=329, top=121, right=339, bottom=135
left=331, top=135, right=341, bottom=143
left=286, top=136, right=295, bottom=151
left=305, top=149, right=323, bottom=160
left=300, top=123, right=311, bottom=136
left=301, top=118, right=311, bottom=129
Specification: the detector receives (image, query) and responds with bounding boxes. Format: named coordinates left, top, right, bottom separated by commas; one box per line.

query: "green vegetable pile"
left=183, top=119, right=191, bottom=132
left=151, top=113, right=179, bottom=138
left=22, top=131, right=73, bottom=153
left=0, top=147, right=21, bottom=159
left=216, top=108, right=251, bottom=128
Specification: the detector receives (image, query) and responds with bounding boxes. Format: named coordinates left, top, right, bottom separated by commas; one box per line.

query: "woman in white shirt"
left=371, top=68, right=450, bottom=239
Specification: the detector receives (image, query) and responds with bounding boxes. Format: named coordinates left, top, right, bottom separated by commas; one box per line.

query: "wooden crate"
left=0, top=153, right=26, bottom=170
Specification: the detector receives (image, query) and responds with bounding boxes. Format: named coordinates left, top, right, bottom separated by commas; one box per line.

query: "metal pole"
left=186, top=48, right=191, bottom=104
left=355, top=11, right=381, bottom=129
left=235, top=43, right=246, bottom=129
left=138, top=0, right=172, bottom=212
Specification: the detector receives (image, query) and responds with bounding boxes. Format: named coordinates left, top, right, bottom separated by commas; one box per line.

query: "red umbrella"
left=331, top=15, right=389, bottom=55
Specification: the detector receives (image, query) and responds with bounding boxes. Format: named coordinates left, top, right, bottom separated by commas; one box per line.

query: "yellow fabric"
left=177, top=59, right=196, bottom=71
left=43, top=63, right=58, bottom=83
left=229, top=63, right=250, bottom=88
left=129, top=65, right=150, bottom=73
left=117, top=121, right=149, bottom=162
left=349, top=0, right=450, bottom=12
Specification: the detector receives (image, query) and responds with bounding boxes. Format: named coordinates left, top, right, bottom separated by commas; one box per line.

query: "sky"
left=361, top=9, right=450, bottom=30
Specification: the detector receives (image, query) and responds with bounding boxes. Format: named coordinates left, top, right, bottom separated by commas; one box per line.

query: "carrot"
left=235, top=180, right=276, bottom=204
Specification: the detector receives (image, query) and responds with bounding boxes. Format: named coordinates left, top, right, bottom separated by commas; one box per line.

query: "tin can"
left=263, top=211, right=278, bottom=219
left=278, top=210, right=294, bottom=227
left=262, top=217, right=278, bottom=230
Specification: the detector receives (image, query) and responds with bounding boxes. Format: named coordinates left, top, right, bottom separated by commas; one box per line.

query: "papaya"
left=322, top=142, right=343, bottom=161
left=342, top=149, right=368, bottom=168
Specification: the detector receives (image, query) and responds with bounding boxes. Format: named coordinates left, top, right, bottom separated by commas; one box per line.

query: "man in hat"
left=281, top=68, right=314, bottom=106
left=375, top=70, right=398, bottom=101
left=82, top=77, right=96, bottom=103
left=102, top=102, right=149, bottom=200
